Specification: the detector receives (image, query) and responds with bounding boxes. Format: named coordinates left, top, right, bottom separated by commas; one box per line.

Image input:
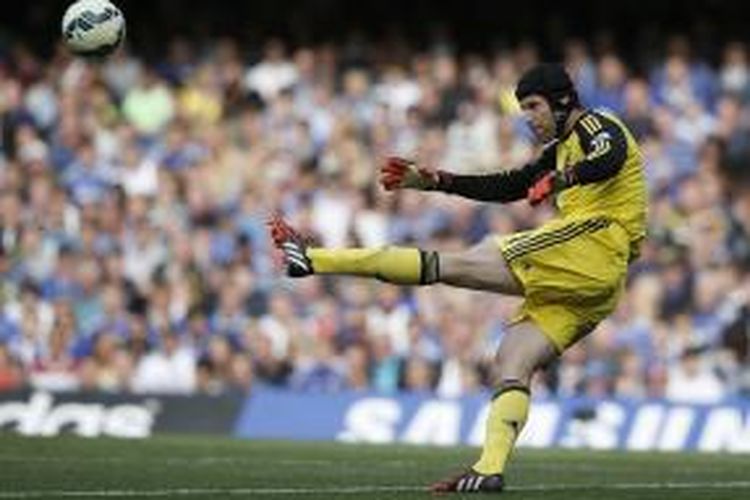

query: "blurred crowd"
left=1, top=33, right=749, bottom=402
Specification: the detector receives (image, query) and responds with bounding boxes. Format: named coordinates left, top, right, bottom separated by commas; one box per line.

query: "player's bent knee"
left=491, top=321, right=558, bottom=386
left=492, top=357, right=535, bottom=386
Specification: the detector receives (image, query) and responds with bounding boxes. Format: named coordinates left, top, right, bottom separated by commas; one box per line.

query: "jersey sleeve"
left=438, top=143, right=557, bottom=203
left=567, top=112, right=628, bottom=185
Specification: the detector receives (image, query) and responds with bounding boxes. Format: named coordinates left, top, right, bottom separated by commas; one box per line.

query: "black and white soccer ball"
left=62, top=0, right=126, bottom=58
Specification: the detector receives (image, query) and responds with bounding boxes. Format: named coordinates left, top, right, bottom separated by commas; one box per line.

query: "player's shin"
left=472, top=381, right=530, bottom=475
left=306, top=247, right=440, bottom=285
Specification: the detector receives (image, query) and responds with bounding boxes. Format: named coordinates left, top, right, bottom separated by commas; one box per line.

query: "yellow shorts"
left=497, top=217, right=630, bottom=353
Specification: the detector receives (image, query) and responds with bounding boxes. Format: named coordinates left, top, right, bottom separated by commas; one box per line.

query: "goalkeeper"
left=269, top=63, right=647, bottom=494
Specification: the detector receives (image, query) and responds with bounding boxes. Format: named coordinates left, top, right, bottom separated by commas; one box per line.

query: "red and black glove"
left=379, top=156, right=444, bottom=191
left=527, top=169, right=576, bottom=206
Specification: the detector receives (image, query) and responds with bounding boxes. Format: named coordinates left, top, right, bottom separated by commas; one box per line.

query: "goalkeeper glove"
left=380, top=157, right=446, bottom=191
left=527, top=169, right=577, bottom=206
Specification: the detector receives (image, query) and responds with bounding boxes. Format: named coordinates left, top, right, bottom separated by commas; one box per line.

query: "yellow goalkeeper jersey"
left=555, top=110, right=648, bottom=257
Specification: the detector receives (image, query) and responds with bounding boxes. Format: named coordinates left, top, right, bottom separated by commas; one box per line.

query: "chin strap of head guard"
left=515, top=63, right=580, bottom=138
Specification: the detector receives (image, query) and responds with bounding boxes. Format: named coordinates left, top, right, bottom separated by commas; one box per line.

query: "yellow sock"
left=473, top=387, right=530, bottom=475
left=306, top=247, right=431, bottom=285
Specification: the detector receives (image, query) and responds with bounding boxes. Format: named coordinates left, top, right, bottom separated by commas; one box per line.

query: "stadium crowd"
left=1, top=33, right=749, bottom=401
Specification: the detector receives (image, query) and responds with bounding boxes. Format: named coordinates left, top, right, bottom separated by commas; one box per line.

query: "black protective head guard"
left=515, top=63, right=580, bottom=138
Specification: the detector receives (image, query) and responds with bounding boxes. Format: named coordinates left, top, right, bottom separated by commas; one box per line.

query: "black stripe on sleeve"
left=439, top=143, right=557, bottom=203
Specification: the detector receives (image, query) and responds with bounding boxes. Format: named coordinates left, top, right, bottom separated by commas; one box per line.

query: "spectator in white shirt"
left=244, top=39, right=298, bottom=101
left=666, top=346, right=726, bottom=403
left=131, top=331, right=196, bottom=394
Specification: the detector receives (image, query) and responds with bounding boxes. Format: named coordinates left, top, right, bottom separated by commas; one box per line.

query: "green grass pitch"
left=1, top=435, right=749, bottom=499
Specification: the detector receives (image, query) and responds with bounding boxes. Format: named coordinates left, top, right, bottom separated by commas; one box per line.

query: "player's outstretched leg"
left=431, top=322, right=556, bottom=494
left=268, top=215, right=522, bottom=295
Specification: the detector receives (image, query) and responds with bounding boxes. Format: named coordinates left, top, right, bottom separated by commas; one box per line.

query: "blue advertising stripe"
left=234, top=389, right=356, bottom=440
left=233, top=389, right=750, bottom=453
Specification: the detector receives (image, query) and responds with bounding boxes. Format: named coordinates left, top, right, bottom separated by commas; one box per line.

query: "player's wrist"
left=407, top=165, right=443, bottom=191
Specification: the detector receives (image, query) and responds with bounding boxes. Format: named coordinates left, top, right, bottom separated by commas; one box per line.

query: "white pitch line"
left=0, top=487, right=420, bottom=498
left=508, top=481, right=750, bottom=491
left=2, top=482, right=750, bottom=498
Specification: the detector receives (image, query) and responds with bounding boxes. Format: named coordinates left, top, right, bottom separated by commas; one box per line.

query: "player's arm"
left=527, top=113, right=628, bottom=205
left=379, top=144, right=556, bottom=203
